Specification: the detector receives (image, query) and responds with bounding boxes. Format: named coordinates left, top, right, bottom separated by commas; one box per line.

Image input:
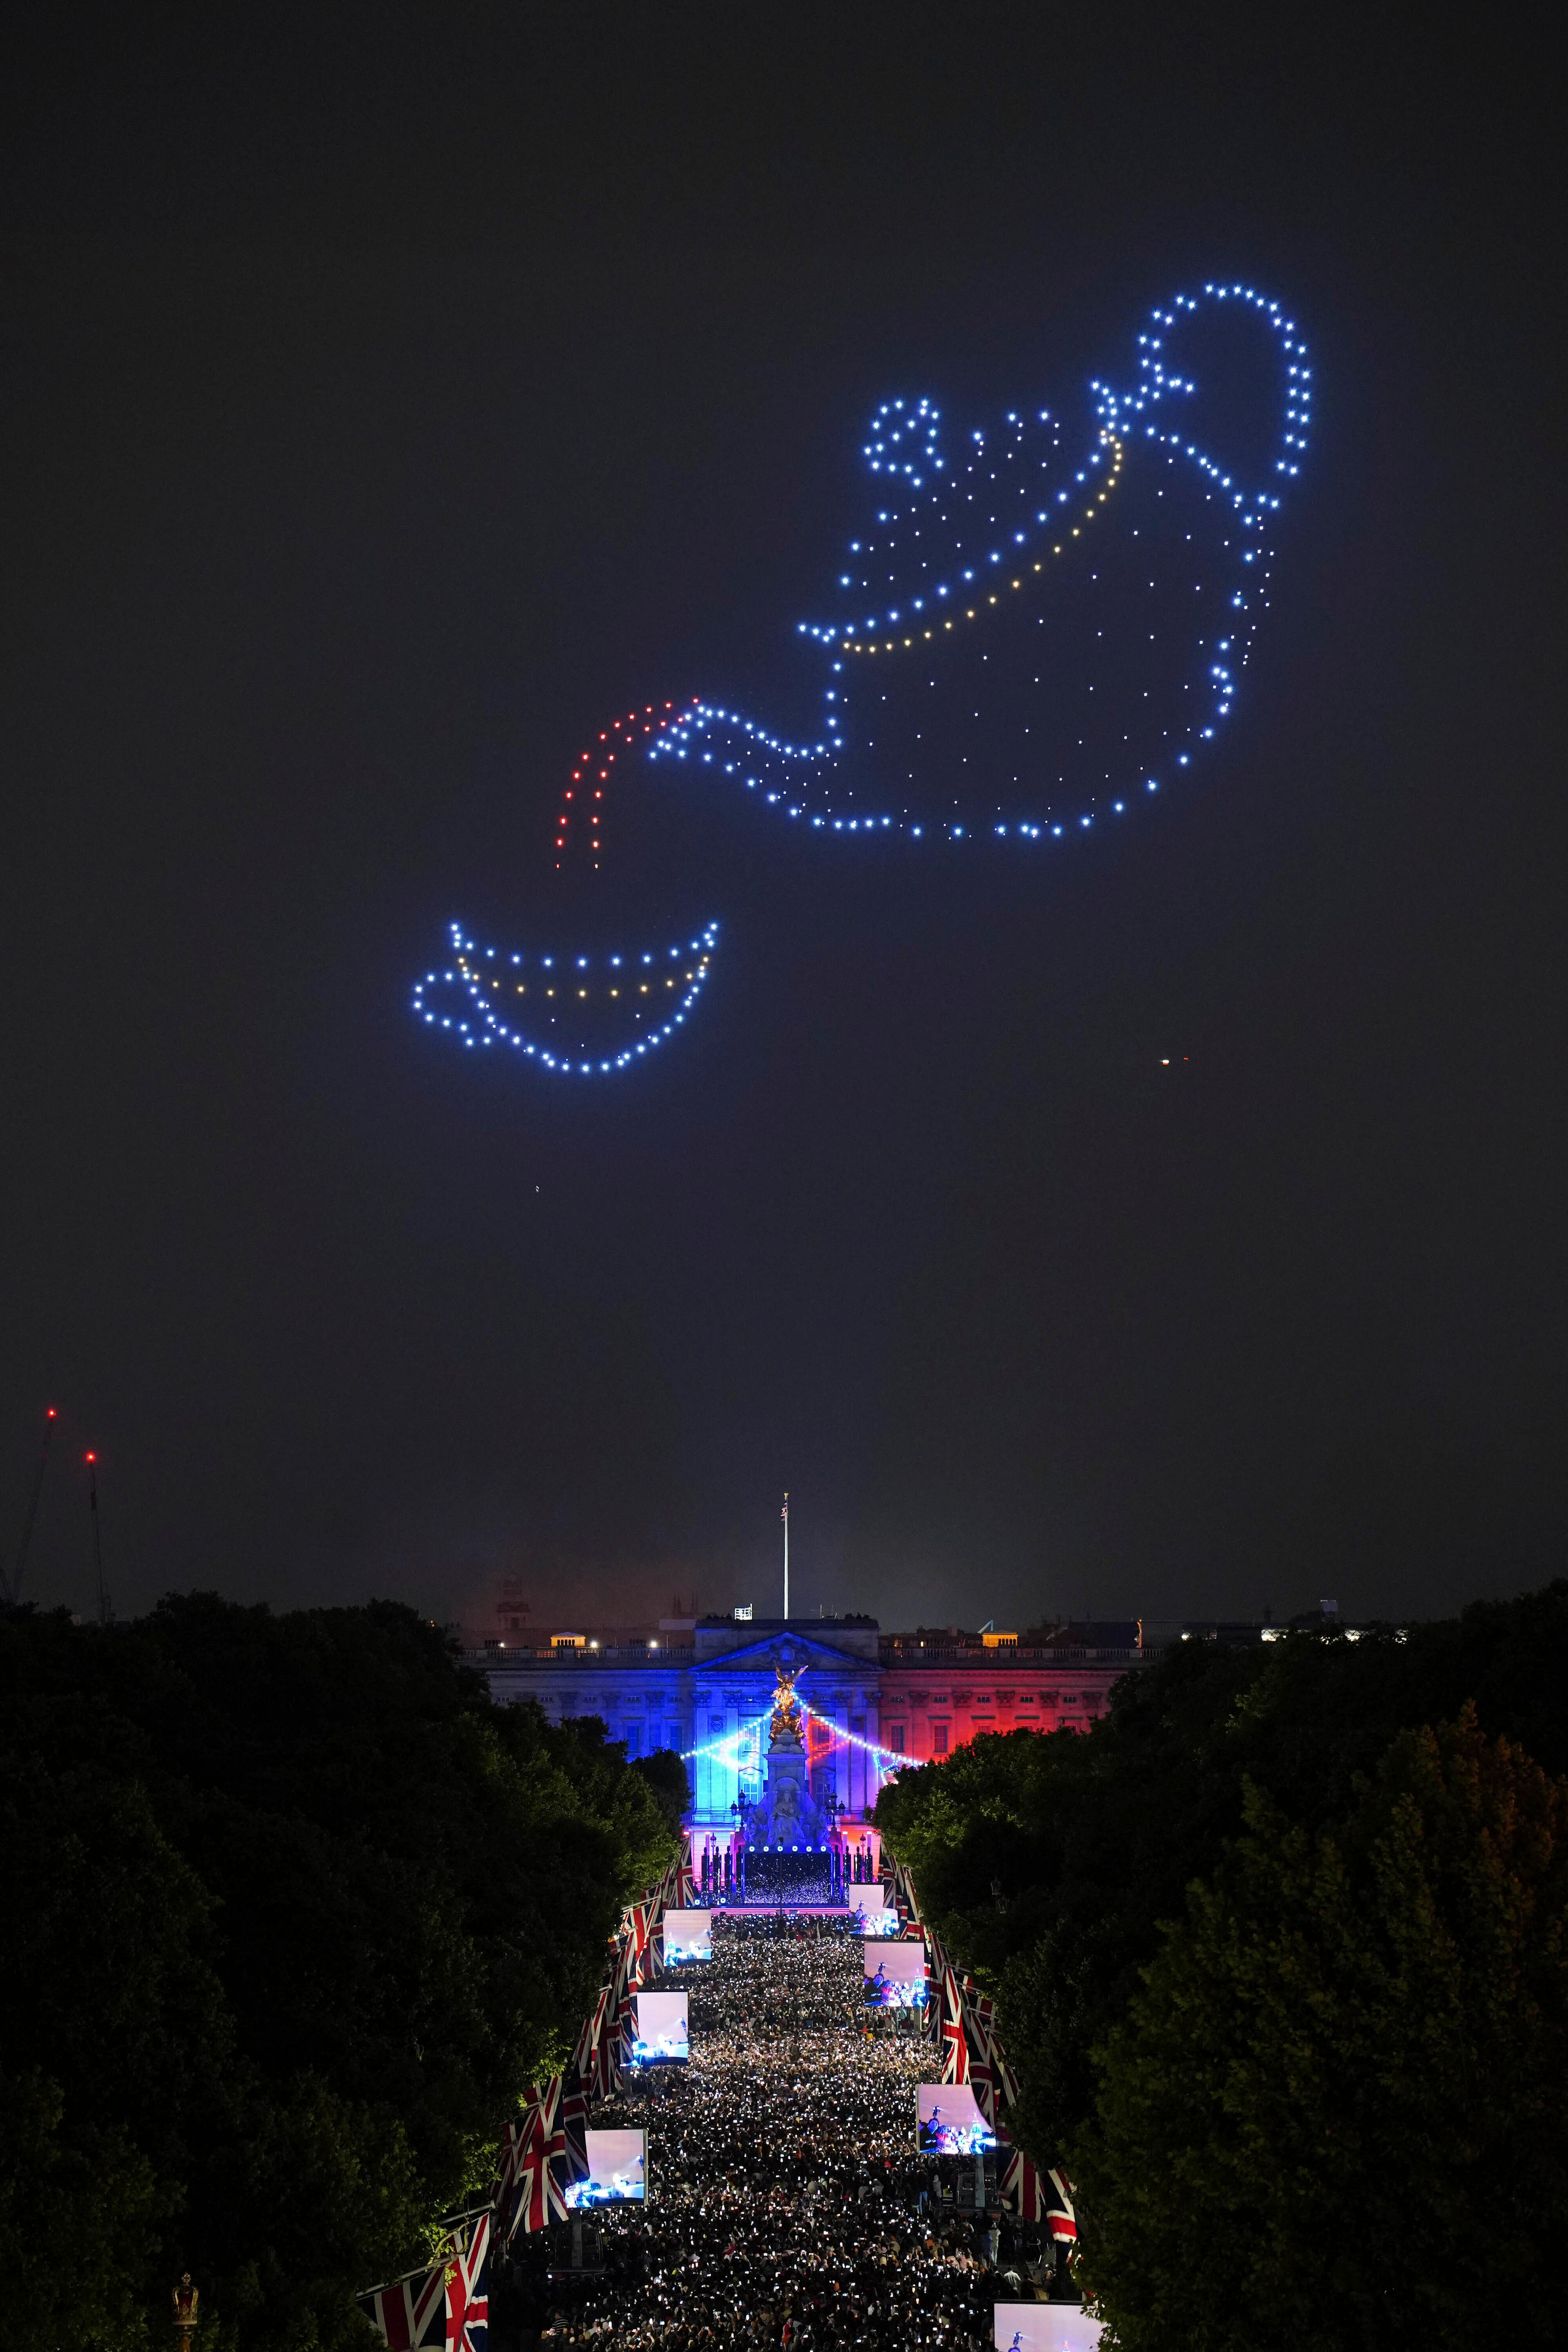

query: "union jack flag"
left=614, top=1923, right=644, bottom=2002
left=592, top=1995, right=620, bottom=2099
left=571, top=1984, right=608, bottom=2087
left=613, top=2001, right=636, bottom=2071
left=960, top=1975, right=994, bottom=2038
left=496, top=2083, right=565, bottom=2240
left=999, top=2150, right=1077, bottom=2242
left=359, top=2213, right=489, bottom=2352
left=357, top=2258, right=446, bottom=2350
left=891, top=1861, right=923, bottom=1929
left=940, top=1967, right=970, bottom=2083
left=962, top=1981, right=1019, bottom=2107
left=1000, top=2145, right=1045, bottom=2223
left=965, top=2034, right=998, bottom=2122
left=443, top=2212, right=490, bottom=2352
left=953, top=1978, right=1008, bottom=2121
left=1044, top=2168, right=1078, bottom=2245
left=557, top=2068, right=589, bottom=2187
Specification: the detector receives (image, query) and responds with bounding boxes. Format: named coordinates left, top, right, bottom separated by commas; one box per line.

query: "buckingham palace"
left=466, top=1610, right=1147, bottom=1854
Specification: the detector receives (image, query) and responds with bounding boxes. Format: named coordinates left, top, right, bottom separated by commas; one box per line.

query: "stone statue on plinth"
left=172, top=2274, right=200, bottom=2352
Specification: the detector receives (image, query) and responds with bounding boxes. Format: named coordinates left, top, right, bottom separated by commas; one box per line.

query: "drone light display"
left=415, top=283, right=1309, bottom=1074
left=412, top=921, right=721, bottom=1076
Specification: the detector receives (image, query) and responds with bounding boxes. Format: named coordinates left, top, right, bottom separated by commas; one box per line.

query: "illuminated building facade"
left=470, top=1614, right=1147, bottom=1846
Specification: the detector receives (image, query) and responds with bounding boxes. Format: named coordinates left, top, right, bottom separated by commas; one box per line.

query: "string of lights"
left=677, top=1700, right=919, bottom=1781
left=410, top=920, right=720, bottom=1075
left=799, top=1697, right=919, bottom=1773
left=678, top=1709, right=774, bottom=1771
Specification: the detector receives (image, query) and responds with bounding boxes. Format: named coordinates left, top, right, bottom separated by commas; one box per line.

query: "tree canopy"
left=0, top=1595, right=678, bottom=2352
left=873, top=1581, right=1568, bottom=2344
left=1080, top=1710, right=1568, bottom=2350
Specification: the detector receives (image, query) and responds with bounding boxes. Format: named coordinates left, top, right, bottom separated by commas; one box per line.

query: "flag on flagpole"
left=557, top=2068, right=589, bottom=2187
left=940, top=1966, right=971, bottom=2083
left=359, top=2213, right=490, bottom=2352
left=444, top=2212, right=490, bottom=2352
left=1000, top=2145, right=1041, bottom=2222
left=358, top=2259, right=446, bottom=2350
left=496, top=2084, right=565, bottom=2240
left=1044, top=2168, right=1078, bottom=2246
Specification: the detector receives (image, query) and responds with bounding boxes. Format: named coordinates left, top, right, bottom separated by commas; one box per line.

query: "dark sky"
left=3, top=10, right=1563, bottom=1634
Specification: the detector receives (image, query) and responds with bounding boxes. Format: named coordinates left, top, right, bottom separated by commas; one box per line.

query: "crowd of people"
left=490, top=1915, right=1065, bottom=2352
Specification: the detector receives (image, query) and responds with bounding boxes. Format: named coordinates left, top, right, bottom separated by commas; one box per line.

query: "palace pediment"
left=692, top=1629, right=879, bottom=1679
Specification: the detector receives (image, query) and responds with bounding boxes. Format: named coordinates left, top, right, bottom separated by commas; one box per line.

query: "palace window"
left=889, top=1724, right=907, bottom=1754
left=933, top=1723, right=950, bottom=1755
left=623, top=1724, right=644, bottom=1757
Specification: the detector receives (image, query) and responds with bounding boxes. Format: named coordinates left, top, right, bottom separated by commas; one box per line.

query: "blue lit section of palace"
left=470, top=1613, right=1145, bottom=1892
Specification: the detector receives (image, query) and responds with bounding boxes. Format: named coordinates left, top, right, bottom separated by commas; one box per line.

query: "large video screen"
left=851, top=1903, right=900, bottom=1938
left=916, top=2083, right=997, bottom=2153
left=564, top=2130, right=647, bottom=2207
left=863, top=1940, right=928, bottom=2008
left=993, top=2305, right=1102, bottom=2352
left=631, top=1989, right=689, bottom=2064
left=662, top=1910, right=713, bottom=1963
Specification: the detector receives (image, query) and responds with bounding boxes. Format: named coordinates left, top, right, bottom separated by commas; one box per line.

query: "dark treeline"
left=0, top=1596, right=680, bottom=2352
left=874, top=1582, right=1568, bottom=2350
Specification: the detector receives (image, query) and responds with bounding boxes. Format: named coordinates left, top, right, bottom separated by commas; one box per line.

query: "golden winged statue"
left=770, top=1664, right=804, bottom=1747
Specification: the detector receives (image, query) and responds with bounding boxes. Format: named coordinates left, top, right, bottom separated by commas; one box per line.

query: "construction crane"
left=5, top=1406, right=58, bottom=1607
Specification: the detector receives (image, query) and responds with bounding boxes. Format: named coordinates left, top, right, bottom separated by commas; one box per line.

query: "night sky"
left=4, top=12, right=1563, bottom=1633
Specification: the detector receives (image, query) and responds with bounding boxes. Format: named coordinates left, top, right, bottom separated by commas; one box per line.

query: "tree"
left=0, top=1596, right=679, bottom=2352
left=1077, top=1710, right=1568, bottom=2352
left=632, top=1747, right=694, bottom=1838
left=872, top=1583, right=1568, bottom=2165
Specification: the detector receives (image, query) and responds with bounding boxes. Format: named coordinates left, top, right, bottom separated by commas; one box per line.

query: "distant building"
left=467, top=1613, right=1150, bottom=1845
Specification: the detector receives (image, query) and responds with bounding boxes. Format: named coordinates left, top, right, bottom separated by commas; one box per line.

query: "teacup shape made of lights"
left=412, top=920, right=721, bottom=1077
left=651, top=282, right=1309, bottom=845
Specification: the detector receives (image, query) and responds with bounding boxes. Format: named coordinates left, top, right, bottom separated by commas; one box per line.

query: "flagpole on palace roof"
left=781, top=1492, right=789, bottom=1621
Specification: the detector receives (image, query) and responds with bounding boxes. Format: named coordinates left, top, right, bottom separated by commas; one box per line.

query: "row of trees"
left=873, top=1582, right=1568, bottom=2349
left=0, top=1595, right=682, bottom=2352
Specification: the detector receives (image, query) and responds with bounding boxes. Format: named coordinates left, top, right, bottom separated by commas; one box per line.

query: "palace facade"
left=469, top=1613, right=1146, bottom=1851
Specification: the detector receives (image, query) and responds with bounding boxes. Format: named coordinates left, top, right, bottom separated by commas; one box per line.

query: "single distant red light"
left=85, top=1451, right=96, bottom=1463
